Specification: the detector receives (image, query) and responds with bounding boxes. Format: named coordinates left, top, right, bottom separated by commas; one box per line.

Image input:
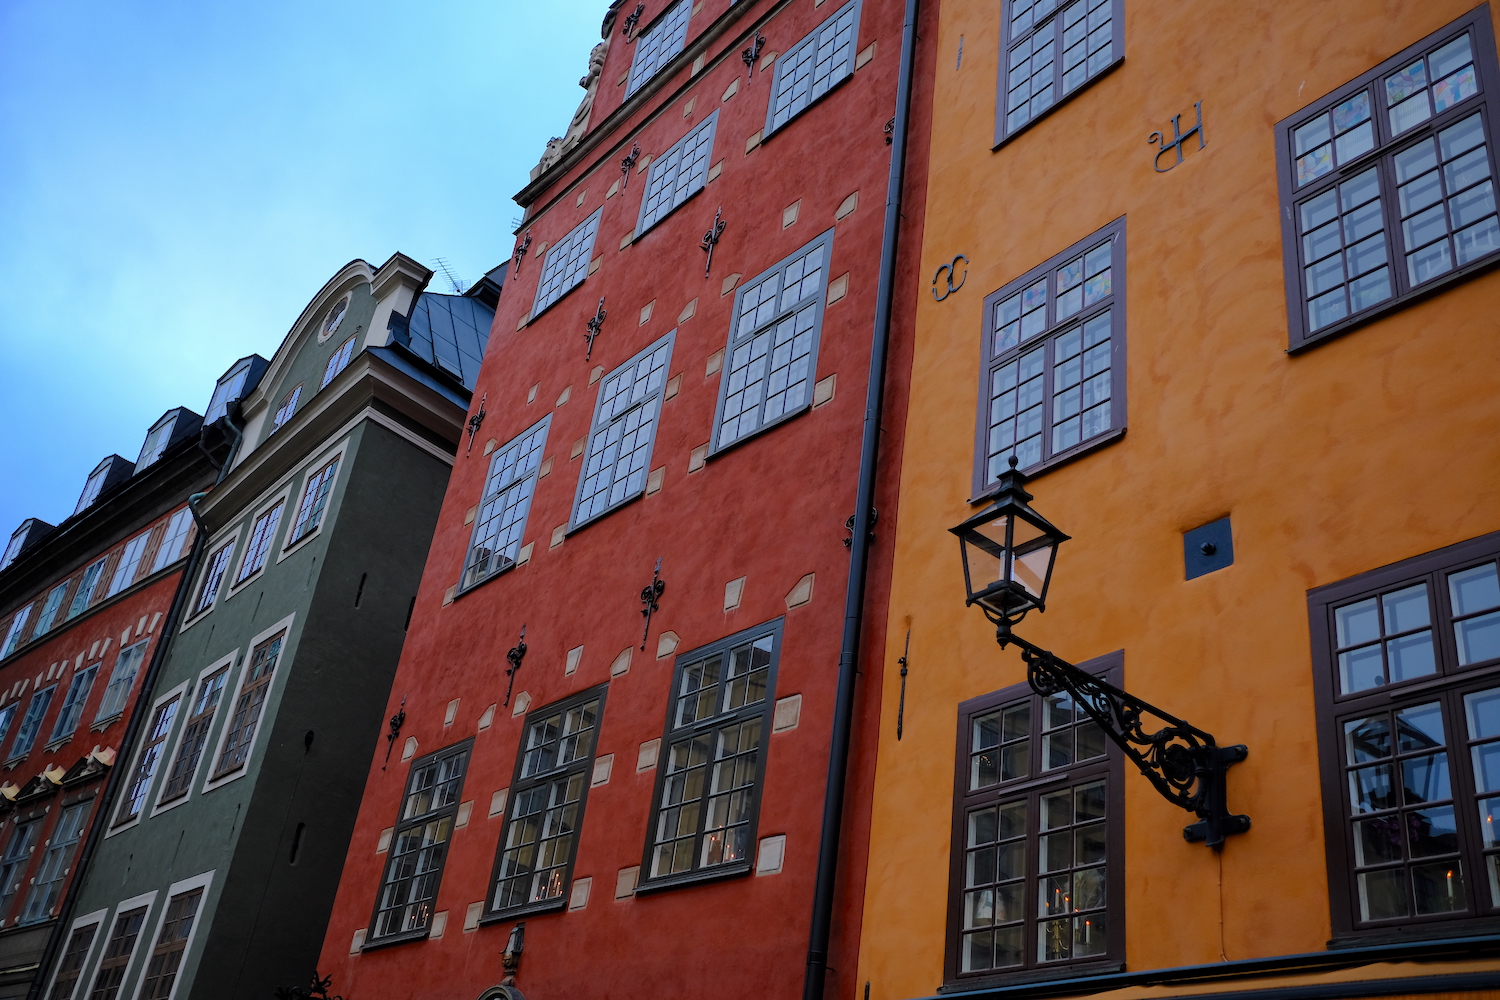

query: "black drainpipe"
left=802, top=0, right=920, bottom=997
left=26, top=411, right=244, bottom=1000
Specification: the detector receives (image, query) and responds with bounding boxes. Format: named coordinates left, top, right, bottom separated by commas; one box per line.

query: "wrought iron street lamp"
left=952, top=456, right=1251, bottom=848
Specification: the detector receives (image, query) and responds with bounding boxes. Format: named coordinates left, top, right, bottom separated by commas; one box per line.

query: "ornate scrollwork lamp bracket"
left=512, top=230, right=532, bottom=276
left=700, top=207, right=727, bottom=276
left=585, top=298, right=607, bottom=360
left=466, top=393, right=487, bottom=455
left=382, top=696, right=407, bottom=769
left=504, top=626, right=528, bottom=707
left=640, top=557, right=665, bottom=650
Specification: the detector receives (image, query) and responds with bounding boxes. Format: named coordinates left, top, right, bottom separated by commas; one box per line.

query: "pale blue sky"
left=0, top=0, right=601, bottom=536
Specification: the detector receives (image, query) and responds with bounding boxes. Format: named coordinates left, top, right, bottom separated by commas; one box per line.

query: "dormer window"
left=136, top=414, right=178, bottom=469
left=321, top=337, right=357, bottom=388
left=206, top=362, right=251, bottom=423
left=0, top=530, right=25, bottom=571
left=74, top=463, right=111, bottom=515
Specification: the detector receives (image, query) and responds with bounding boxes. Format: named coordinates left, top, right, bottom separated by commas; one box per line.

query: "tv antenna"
left=430, top=257, right=466, bottom=294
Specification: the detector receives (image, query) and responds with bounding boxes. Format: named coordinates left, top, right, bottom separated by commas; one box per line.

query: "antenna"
left=430, top=257, right=467, bottom=294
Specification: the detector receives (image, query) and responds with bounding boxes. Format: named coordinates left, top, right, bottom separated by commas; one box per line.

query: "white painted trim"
left=178, top=525, right=247, bottom=634
left=362, top=408, right=456, bottom=467
left=38, top=905, right=107, bottom=1000
left=78, top=889, right=158, bottom=1000
left=201, top=613, right=296, bottom=794
left=275, top=437, right=353, bottom=563
left=125, top=869, right=216, bottom=1000
left=150, top=653, right=238, bottom=818
left=224, top=486, right=292, bottom=600
left=105, top=680, right=190, bottom=839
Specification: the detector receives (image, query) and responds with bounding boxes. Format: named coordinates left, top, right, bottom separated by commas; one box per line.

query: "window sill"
left=990, top=57, right=1124, bottom=153
left=1329, top=917, right=1500, bottom=950
left=941, top=960, right=1124, bottom=993
left=567, top=490, right=645, bottom=538
left=633, top=859, right=752, bottom=896
left=453, top=558, right=518, bottom=602
left=633, top=183, right=706, bottom=245
left=90, top=714, right=122, bottom=733
left=525, top=276, right=590, bottom=329
left=707, top=402, right=812, bottom=462
left=479, top=897, right=566, bottom=925
left=971, top=427, right=1127, bottom=504
left=4, top=754, right=29, bottom=770
left=42, top=737, right=70, bottom=755
left=761, top=65, right=856, bottom=145
left=359, top=926, right=431, bottom=952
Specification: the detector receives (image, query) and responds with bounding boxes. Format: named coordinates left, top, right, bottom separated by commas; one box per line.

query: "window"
left=136, top=414, right=177, bottom=469
left=150, top=510, right=194, bottom=574
left=206, top=360, right=252, bottom=421
left=0, top=706, right=19, bottom=751
left=370, top=741, right=471, bottom=941
left=713, top=231, right=832, bottom=451
left=571, top=333, right=673, bottom=528
left=765, top=0, right=860, bottom=137
left=946, top=654, right=1123, bottom=985
left=106, top=532, right=151, bottom=599
left=66, top=559, right=107, bottom=620
left=1, top=529, right=25, bottom=571
left=289, top=458, right=338, bottom=544
left=48, top=922, right=98, bottom=1000
left=138, top=888, right=202, bottom=1000
left=20, top=802, right=89, bottom=924
left=489, top=687, right=605, bottom=915
left=0, top=820, right=38, bottom=916
left=325, top=297, right=349, bottom=335
left=272, top=384, right=303, bottom=430
left=532, top=208, right=603, bottom=318
left=235, top=503, right=284, bottom=584
left=34, top=582, right=70, bottom=637
left=51, top=664, right=99, bottom=743
left=117, top=696, right=180, bottom=824
left=637, top=111, right=717, bottom=236
left=95, top=641, right=148, bottom=724
left=2, top=604, right=32, bottom=657
left=192, top=543, right=235, bottom=616
left=11, top=687, right=55, bottom=760
left=975, top=218, right=1125, bottom=493
left=996, top=0, right=1120, bottom=144
left=212, top=631, right=284, bottom=779
left=90, top=905, right=148, bottom=1000
left=641, top=621, right=780, bottom=888
left=321, top=336, right=357, bottom=388
left=159, top=666, right=229, bottom=803
left=75, top=465, right=110, bottom=516
left=626, top=0, right=691, bottom=96
left=461, top=418, right=549, bottom=591
left=1311, top=530, right=1500, bottom=940
left=1277, top=10, right=1500, bottom=349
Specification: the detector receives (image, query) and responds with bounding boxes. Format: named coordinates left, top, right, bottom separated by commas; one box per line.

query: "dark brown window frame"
left=90, top=904, right=148, bottom=1000
left=364, top=737, right=473, bottom=950
left=1275, top=7, right=1500, bottom=353
left=211, top=631, right=285, bottom=780
left=482, top=683, right=608, bottom=922
left=944, top=651, right=1126, bottom=989
left=992, top=0, right=1124, bottom=150
left=636, top=618, right=783, bottom=894
left=972, top=217, right=1128, bottom=500
left=1310, top=529, right=1500, bottom=945
left=48, top=920, right=99, bottom=1000
left=159, top=664, right=230, bottom=803
left=138, top=886, right=204, bottom=1000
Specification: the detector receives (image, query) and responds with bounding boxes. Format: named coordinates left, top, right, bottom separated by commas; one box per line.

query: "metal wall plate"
left=1184, top=517, right=1234, bottom=580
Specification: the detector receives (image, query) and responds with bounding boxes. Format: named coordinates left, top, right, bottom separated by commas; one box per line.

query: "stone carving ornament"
left=531, top=27, right=613, bottom=179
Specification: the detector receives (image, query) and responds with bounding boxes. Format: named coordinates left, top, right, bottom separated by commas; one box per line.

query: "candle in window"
left=1447, top=869, right=1455, bottom=904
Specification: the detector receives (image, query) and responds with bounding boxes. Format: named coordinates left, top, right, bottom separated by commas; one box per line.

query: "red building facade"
left=316, top=0, right=933, bottom=996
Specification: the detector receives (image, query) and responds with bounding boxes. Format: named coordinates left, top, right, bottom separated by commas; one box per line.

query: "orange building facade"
left=858, top=2, right=1500, bottom=1000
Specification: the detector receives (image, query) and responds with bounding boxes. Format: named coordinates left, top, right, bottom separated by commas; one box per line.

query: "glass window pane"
left=1411, top=860, right=1466, bottom=914
left=1382, top=584, right=1430, bottom=632
left=1451, top=564, right=1500, bottom=614
left=1358, top=867, right=1410, bottom=920
left=1337, top=598, right=1380, bottom=647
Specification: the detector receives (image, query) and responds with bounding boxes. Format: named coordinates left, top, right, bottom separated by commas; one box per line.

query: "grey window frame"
left=637, top=618, right=782, bottom=893
left=366, top=738, right=473, bottom=947
left=569, top=331, right=675, bottom=531
left=626, top=0, right=692, bottom=97
left=973, top=217, right=1127, bottom=497
left=95, top=640, right=148, bottom=725
left=459, top=416, right=550, bottom=594
left=484, top=683, right=608, bottom=920
left=51, top=664, right=99, bottom=743
left=65, top=558, right=107, bottom=620
left=994, top=0, right=1123, bottom=148
left=635, top=110, right=718, bottom=238
left=10, top=686, right=56, bottom=761
left=710, top=229, right=834, bottom=454
left=0, top=818, right=38, bottom=918
left=531, top=208, right=603, bottom=320
left=1310, top=529, right=1500, bottom=943
left=1276, top=9, right=1500, bottom=352
left=764, top=0, right=862, bottom=139
left=945, top=652, right=1125, bottom=988
left=0, top=705, right=16, bottom=751
left=20, top=800, right=90, bottom=925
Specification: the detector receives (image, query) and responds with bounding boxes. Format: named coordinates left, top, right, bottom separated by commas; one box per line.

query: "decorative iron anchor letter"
left=503, top=626, right=527, bottom=707
left=742, top=32, right=766, bottom=77
left=465, top=392, right=487, bottom=455
left=585, top=297, right=607, bottom=360
left=932, top=254, right=969, bottom=301
left=640, top=558, right=666, bottom=650
left=701, top=207, right=727, bottom=276
left=622, top=3, right=644, bottom=40
left=512, top=230, right=532, bottom=276
left=620, top=142, right=641, bottom=189
left=1148, top=101, right=1206, bottom=173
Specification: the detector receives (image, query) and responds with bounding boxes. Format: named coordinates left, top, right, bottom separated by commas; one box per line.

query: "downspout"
left=803, top=0, right=920, bottom=997
left=26, top=411, right=244, bottom=999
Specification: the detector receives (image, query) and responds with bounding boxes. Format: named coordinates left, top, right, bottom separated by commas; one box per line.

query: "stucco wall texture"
left=857, top=1, right=1500, bottom=997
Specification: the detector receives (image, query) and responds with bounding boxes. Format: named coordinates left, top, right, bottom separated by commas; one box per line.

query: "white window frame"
left=95, top=639, right=150, bottom=727
left=9, top=685, right=56, bottom=761
left=202, top=614, right=296, bottom=793
left=66, top=558, right=108, bottom=620
left=152, top=653, right=237, bottom=817
left=626, top=0, right=692, bottom=96
left=459, top=416, right=551, bottom=593
left=278, top=440, right=350, bottom=561
left=569, top=332, right=675, bottom=530
left=150, top=510, right=194, bottom=575
left=75, top=465, right=110, bottom=516
left=271, top=383, right=303, bottom=431
left=764, top=0, right=862, bottom=138
left=40, top=906, right=108, bottom=1000
left=206, top=360, right=252, bottom=422
left=107, top=680, right=189, bottom=838
left=79, top=890, right=158, bottom=1000
left=1, top=604, right=32, bottom=658
left=135, top=414, right=177, bottom=470
left=636, top=110, right=719, bottom=237
left=531, top=208, right=603, bottom=320
left=321, top=336, right=357, bottom=388
left=107, top=532, right=152, bottom=599
left=229, top=493, right=289, bottom=591
left=183, top=537, right=238, bottom=625
left=711, top=229, right=835, bottom=453
left=34, top=582, right=69, bottom=637
left=125, top=870, right=215, bottom=1000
